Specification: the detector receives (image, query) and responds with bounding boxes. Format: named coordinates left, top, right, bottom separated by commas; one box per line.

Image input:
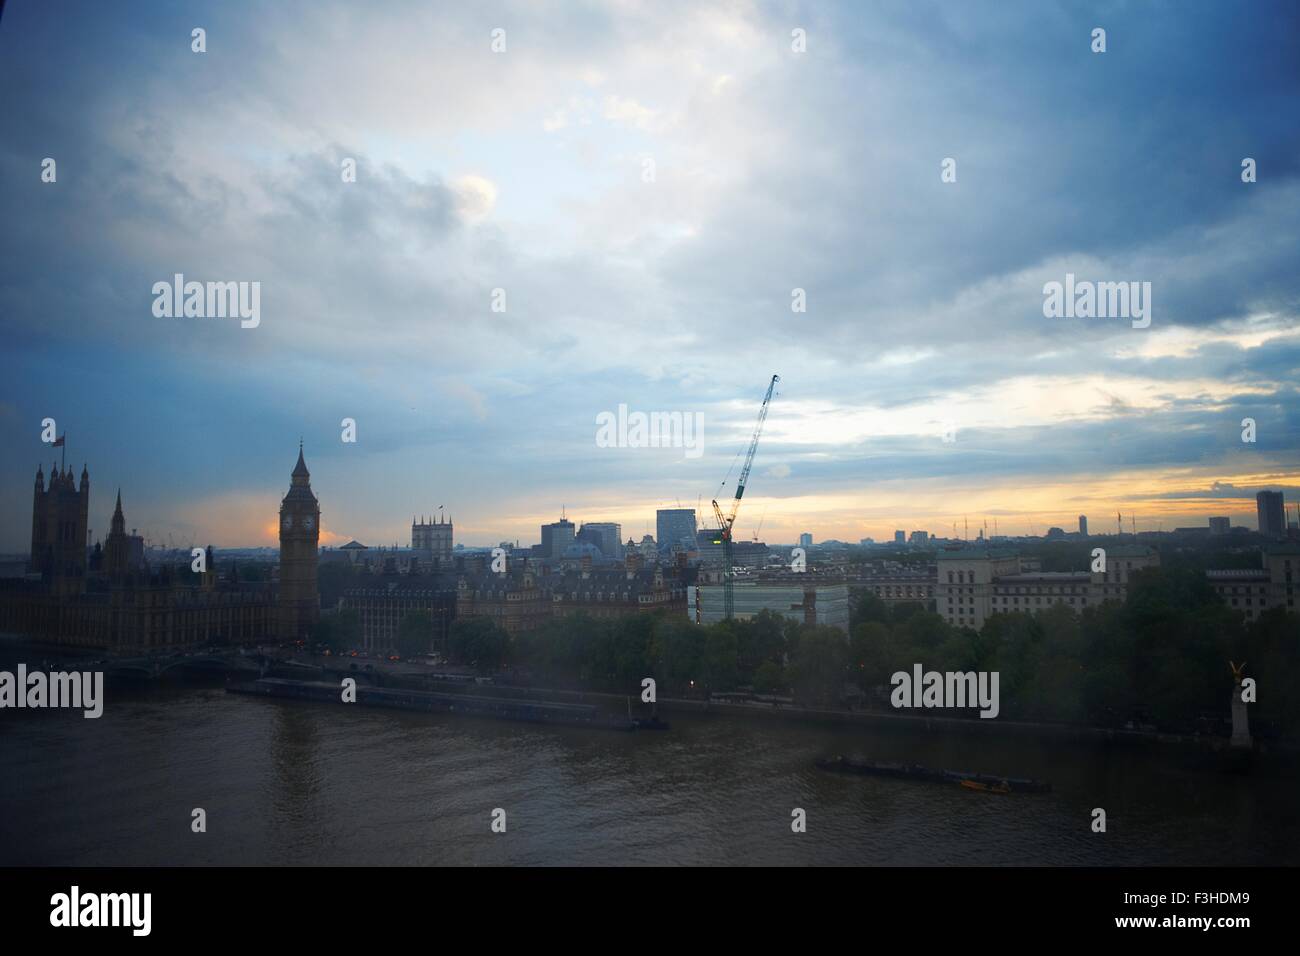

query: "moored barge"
left=815, top=755, right=1051, bottom=793
left=228, top=678, right=654, bottom=731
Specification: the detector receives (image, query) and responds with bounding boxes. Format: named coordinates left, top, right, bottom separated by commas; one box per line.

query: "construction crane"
left=712, top=374, right=779, bottom=620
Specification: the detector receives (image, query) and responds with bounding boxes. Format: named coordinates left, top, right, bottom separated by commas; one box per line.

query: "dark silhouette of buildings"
left=279, top=444, right=321, bottom=641
left=28, top=462, right=89, bottom=596
left=1257, top=490, right=1286, bottom=538
left=0, top=445, right=321, bottom=652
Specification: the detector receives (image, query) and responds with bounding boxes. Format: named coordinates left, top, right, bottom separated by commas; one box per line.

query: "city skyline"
left=3, top=1, right=1298, bottom=553
left=8, top=442, right=1299, bottom=553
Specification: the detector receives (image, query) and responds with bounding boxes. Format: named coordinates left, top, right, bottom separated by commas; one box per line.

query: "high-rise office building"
left=577, top=522, right=622, bottom=560
left=799, top=532, right=813, bottom=549
left=894, top=530, right=906, bottom=545
left=1078, top=515, right=1088, bottom=536
left=541, top=515, right=576, bottom=559
left=1209, top=516, right=1231, bottom=535
left=656, top=509, right=697, bottom=552
left=1257, top=491, right=1286, bottom=538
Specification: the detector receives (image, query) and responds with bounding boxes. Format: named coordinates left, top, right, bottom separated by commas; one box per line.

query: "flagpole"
left=61, top=432, right=66, bottom=472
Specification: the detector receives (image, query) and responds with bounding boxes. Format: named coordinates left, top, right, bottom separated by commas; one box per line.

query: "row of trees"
left=324, top=564, right=1300, bottom=739
left=442, top=610, right=852, bottom=705
left=852, top=566, right=1300, bottom=736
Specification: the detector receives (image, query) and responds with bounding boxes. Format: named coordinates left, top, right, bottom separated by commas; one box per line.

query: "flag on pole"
left=52, top=434, right=65, bottom=447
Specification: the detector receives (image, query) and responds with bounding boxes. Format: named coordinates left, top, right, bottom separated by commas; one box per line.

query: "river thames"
left=2, top=677, right=1297, bottom=866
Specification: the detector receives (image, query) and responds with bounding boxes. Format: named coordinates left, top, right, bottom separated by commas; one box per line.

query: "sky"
left=1, top=0, right=1298, bottom=551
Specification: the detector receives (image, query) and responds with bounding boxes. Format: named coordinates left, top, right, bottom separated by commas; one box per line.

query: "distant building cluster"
left=5, top=450, right=1297, bottom=659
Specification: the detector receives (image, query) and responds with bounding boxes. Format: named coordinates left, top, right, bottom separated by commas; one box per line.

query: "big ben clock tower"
left=278, top=442, right=320, bottom=641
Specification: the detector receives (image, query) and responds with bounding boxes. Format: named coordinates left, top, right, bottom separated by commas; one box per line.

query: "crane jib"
left=715, top=373, right=778, bottom=622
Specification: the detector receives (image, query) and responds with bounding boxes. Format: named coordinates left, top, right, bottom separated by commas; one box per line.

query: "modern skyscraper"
left=577, top=522, right=623, bottom=559
left=894, top=530, right=906, bottom=545
left=541, top=515, right=576, bottom=559
left=656, top=509, right=697, bottom=552
left=1078, top=515, right=1088, bottom=536
left=798, top=532, right=813, bottom=549
left=1257, top=490, right=1286, bottom=538
left=1209, top=516, right=1231, bottom=535
left=279, top=444, right=320, bottom=640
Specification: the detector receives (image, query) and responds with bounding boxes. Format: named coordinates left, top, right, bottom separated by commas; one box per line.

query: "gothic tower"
left=103, top=489, right=130, bottom=579
left=29, top=461, right=90, bottom=595
left=278, top=443, right=320, bottom=640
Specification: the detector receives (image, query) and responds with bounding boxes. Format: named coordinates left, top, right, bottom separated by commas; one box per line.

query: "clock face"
left=282, top=513, right=293, bottom=529
left=304, top=516, right=315, bottom=530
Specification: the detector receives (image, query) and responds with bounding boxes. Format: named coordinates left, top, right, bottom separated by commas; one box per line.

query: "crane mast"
left=712, top=374, right=779, bottom=619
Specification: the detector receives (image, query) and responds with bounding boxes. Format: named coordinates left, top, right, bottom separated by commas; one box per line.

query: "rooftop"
left=998, top=571, right=1092, bottom=582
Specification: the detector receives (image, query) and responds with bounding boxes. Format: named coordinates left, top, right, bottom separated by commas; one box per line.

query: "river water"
left=2, top=674, right=1297, bottom=866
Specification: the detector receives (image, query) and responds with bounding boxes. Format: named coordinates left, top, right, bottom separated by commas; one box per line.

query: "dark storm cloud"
left=1, top=0, right=1297, bottom=545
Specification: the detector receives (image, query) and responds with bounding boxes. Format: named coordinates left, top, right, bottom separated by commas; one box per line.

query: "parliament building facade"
left=0, top=445, right=320, bottom=653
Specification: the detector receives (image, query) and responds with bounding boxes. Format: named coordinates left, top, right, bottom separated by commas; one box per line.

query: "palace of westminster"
left=0, top=443, right=689, bottom=655
left=0, top=444, right=322, bottom=652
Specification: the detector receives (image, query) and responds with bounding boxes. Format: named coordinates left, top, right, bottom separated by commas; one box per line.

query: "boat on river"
left=815, top=755, right=1051, bottom=793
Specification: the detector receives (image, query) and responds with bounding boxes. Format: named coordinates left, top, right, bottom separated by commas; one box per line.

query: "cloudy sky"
left=2, top=0, right=1298, bottom=551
